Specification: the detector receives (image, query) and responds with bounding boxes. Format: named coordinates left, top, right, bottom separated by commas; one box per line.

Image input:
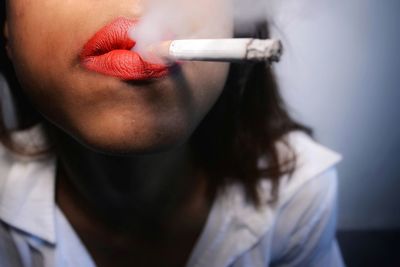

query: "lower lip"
left=81, top=50, right=170, bottom=81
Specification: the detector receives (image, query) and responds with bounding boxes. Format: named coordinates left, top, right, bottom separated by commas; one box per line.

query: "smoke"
left=129, top=0, right=320, bottom=58
left=129, top=0, right=233, bottom=59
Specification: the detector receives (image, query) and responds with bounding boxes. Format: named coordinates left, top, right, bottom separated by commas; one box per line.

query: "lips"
left=80, top=17, right=169, bottom=81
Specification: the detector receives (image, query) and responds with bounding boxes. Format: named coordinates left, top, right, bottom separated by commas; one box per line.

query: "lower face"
left=5, top=0, right=233, bottom=154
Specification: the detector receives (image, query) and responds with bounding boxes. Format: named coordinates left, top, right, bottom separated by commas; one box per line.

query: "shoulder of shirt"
left=221, top=131, right=342, bottom=238
left=255, top=130, right=342, bottom=204
left=276, top=131, right=341, bottom=202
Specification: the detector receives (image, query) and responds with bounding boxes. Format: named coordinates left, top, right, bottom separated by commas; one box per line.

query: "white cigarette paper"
left=154, top=38, right=283, bottom=63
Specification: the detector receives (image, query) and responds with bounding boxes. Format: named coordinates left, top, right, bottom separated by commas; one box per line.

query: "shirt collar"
left=0, top=125, right=57, bottom=245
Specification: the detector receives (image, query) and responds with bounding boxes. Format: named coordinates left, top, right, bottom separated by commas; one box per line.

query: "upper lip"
left=80, top=17, right=170, bottom=81
left=80, top=17, right=136, bottom=58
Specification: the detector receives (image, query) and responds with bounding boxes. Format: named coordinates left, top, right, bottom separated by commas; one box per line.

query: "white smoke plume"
left=129, top=0, right=320, bottom=58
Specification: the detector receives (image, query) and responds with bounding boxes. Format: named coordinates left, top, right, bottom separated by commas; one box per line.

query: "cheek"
left=7, top=2, right=81, bottom=103
left=6, top=1, right=103, bottom=125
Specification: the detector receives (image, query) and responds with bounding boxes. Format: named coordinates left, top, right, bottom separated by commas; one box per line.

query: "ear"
left=3, top=20, right=12, bottom=60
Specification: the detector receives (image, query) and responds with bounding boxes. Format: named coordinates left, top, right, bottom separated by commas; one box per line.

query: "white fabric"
left=0, top=126, right=345, bottom=267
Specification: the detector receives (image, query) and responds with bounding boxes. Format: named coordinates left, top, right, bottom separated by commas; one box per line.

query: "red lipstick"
left=80, top=17, right=169, bottom=81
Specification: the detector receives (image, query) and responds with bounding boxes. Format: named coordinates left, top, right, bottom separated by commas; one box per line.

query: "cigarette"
left=153, top=38, right=283, bottom=63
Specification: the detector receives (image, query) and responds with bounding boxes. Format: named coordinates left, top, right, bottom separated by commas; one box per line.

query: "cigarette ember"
left=152, top=38, right=283, bottom=64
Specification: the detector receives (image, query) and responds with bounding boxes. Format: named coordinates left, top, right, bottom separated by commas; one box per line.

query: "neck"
left=46, top=123, right=209, bottom=234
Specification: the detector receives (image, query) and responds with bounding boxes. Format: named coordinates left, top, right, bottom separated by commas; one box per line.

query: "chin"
left=72, top=121, right=192, bottom=156
left=84, top=136, right=188, bottom=156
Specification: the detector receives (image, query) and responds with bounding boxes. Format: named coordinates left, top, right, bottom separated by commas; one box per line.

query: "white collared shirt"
left=0, top=125, right=345, bottom=267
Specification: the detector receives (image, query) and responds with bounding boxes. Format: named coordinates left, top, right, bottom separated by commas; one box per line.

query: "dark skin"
left=49, top=123, right=212, bottom=267
left=4, top=0, right=233, bottom=266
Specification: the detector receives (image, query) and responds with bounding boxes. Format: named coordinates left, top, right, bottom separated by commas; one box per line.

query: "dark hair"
left=0, top=3, right=311, bottom=205
left=0, top=2, right=42, bottom=149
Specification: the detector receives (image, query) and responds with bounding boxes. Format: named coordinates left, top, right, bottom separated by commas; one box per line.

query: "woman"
left=0, top=0, right=345, bottom=266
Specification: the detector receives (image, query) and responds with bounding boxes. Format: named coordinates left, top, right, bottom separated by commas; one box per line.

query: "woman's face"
left=4, top=0, right=233, bottom=154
